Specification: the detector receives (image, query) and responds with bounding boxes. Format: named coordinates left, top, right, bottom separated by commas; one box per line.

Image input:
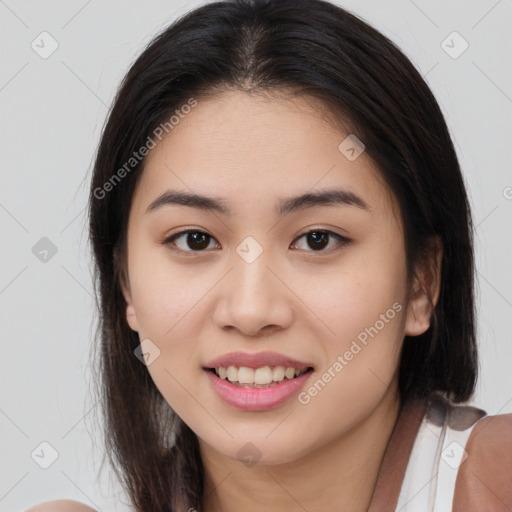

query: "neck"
left=199, top=387, right=402, bottom=512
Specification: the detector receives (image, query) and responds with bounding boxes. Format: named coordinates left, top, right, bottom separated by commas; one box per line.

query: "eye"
left=162, top=229, right=220, bottom=255
left=291, top=229, right=351, bottom=252
left=162, top=228, right=351, bottom=256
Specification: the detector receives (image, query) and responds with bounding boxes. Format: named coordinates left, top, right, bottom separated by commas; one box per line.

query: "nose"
left=212, top=246, right=294, bottom=338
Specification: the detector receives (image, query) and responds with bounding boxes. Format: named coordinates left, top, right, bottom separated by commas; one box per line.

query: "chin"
left=206, top=433, right=308, bottom=467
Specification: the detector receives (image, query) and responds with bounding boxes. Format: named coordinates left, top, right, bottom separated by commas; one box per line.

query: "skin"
left=121, top=90, right=441, bottom=512
left=26, top=499, right=96, bottom=511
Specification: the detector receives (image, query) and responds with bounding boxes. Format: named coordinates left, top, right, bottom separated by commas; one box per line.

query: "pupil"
left=189, top=232, right=209, bottom=250
left=308, top=231, right=328, bottom=250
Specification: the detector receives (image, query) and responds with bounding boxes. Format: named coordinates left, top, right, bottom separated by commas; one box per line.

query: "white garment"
left=395, top=394, right=487, bottom=512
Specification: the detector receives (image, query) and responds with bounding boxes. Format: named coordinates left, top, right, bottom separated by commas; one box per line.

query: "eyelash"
left=161, top=228, right=351, bottom=257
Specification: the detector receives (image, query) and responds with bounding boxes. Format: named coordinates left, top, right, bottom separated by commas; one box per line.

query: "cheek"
left=296, top=261, right=406, bottom=437
left=310, top=245, right=407, bottom=348
left=301, top=238, right=407, bottom=412
left=128, top=237, right=210, bottom=338
left=127, top=251, right=210, bottom=417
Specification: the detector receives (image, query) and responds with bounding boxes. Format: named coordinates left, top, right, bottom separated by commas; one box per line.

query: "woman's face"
left=121, top=90, right=432, bottom=465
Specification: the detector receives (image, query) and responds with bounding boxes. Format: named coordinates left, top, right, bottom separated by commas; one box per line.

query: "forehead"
left=131, top=90, right=397, bottom=220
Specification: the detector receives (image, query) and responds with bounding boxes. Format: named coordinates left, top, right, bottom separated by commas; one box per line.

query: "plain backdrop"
left=1, top=0, right=511, bottom=510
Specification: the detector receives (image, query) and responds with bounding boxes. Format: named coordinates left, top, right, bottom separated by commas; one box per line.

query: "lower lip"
left=204, top=368, right=313, bottom=411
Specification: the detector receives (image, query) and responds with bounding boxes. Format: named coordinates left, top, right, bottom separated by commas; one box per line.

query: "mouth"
left=204, top=365, right=315, bottom=388
left=204, top=364, right=315, bottom=411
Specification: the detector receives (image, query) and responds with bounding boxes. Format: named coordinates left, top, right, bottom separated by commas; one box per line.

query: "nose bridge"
left=233, top=235, right=278, bottom=307
left=213, top=235, right=292, bottom=335
left=235, top=243, right=273, bottom=298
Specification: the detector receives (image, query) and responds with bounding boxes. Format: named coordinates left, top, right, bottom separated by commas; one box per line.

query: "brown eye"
left=184, top=231, right=211, bottom=250
left=306, top=231, right=329, bottom=250
left=292, top=230, right=351, bottom=252
left=163, top=228, right=350, bottom=256
left=163, top=230, right=219, bottom=254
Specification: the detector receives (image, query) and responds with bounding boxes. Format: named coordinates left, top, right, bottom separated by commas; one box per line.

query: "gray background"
left=1, top=0, right=511, bottom=510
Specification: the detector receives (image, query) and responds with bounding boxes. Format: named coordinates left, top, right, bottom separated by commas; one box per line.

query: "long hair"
left=87, top=1, right=477, bottom=510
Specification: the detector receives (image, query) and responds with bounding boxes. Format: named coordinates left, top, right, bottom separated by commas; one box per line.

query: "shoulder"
left=25, top=499, right=97, bottom=512
left=453, top=412, right=512, bottom=511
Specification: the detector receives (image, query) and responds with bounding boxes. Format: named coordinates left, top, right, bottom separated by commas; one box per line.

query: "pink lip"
left=204, top=368, right=314, bottom=411
left=203, top=351, right=314, bottom=370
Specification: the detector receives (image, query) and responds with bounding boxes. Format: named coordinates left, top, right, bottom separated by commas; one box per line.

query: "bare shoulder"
left=464, top=411, right=512, bottom=466
left=453, top=412, right=512, bottom=511
left=25, top=499, right=97, bottom=512
left=469, top=411, right=512, bottom=446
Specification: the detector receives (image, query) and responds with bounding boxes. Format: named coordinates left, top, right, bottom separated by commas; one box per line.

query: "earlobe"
left=120, top=278, right=139, bottom=333
left=114, top=244, right=139, bottom=332
left=125, top=301, right=139, bottom=333
left=404, top=237, right=443, bottom=337
left=403, top=287, right=433, bottom=337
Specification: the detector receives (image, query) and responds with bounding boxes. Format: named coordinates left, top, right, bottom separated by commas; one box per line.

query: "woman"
left=28, top=0, right=512, bottom=511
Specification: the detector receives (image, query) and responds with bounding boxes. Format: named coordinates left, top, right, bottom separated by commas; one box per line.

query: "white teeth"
left=272, top=366, right=285, bottom=381
left=285, top=367, right=295, bottom=379
left=226, top=366, right=238, bottom=382
left=214, top=365, right=309, bottom=386
left=238, top=367, right=254, bottom=384
left=254, top=366, right=273, bottom=385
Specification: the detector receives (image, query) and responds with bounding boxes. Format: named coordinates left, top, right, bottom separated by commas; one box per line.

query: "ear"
left=404, top=237, right=443, bottom=337
left=114, top=244, right=139, bottom=332
left=120, top=279, right=140, bottom=333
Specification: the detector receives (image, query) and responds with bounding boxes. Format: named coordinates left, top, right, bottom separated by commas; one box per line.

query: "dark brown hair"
left=87, top=0, right=477, bottom=510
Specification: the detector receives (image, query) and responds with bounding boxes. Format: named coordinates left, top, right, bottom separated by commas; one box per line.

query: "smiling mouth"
left=206, top=366, right=314, bottom=388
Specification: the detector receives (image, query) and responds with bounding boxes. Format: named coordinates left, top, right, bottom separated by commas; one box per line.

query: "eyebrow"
left=145, top=188, right=369, bottom=217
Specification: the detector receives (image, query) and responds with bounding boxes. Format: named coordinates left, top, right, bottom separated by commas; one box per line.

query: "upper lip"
left=203, top=351, right=314, bottom=370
